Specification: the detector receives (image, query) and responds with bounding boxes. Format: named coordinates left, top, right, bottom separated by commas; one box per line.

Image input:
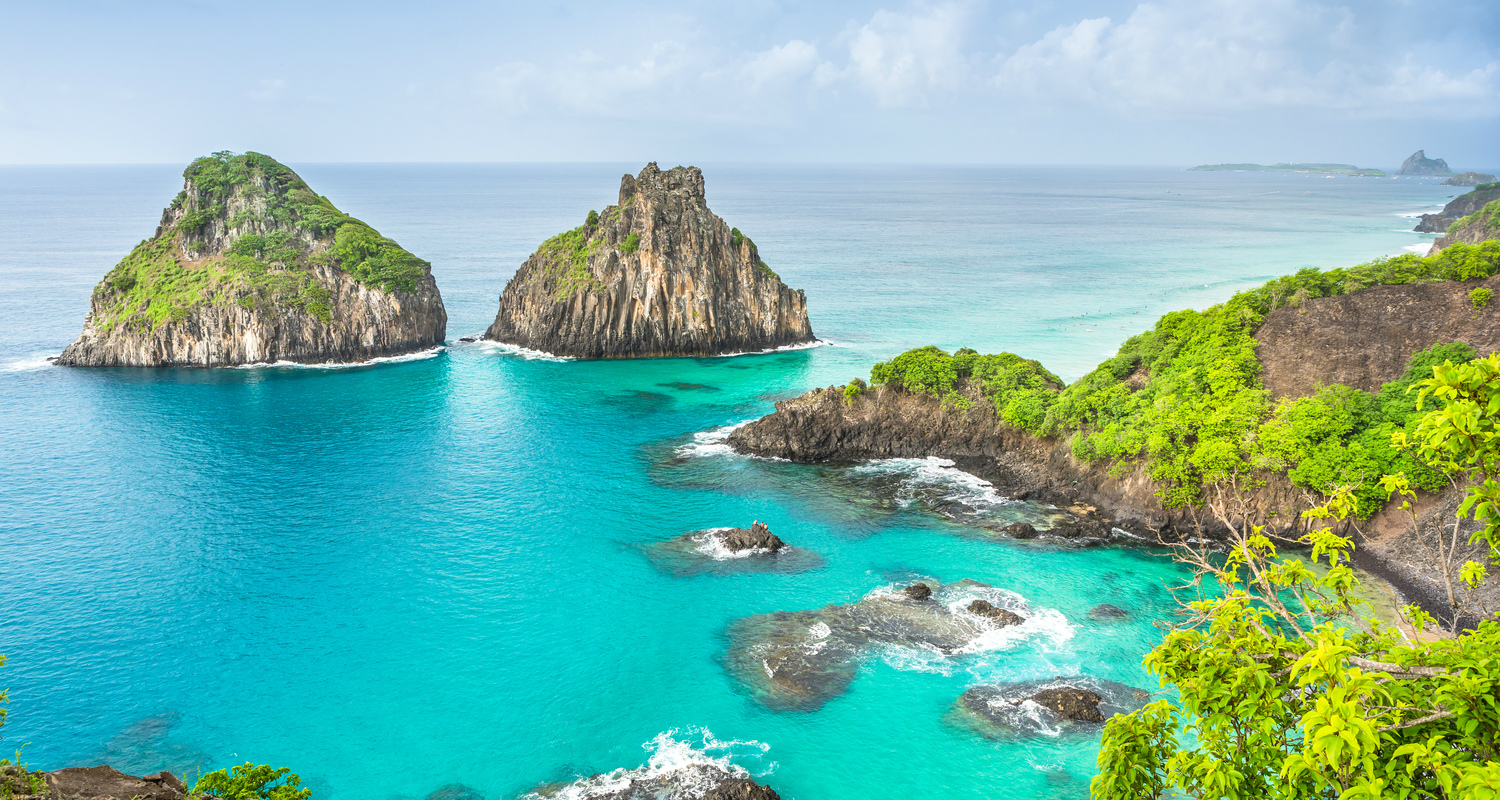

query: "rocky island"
left=1442, top=172, right=1497, bottom=187
left=56, top=151, right=446, bottom=367
left=484, top=163, right=814, bottom=358
left=1188, top=162, right=1386, bottom=176
left=1396, top=149, right=1453, bottom=176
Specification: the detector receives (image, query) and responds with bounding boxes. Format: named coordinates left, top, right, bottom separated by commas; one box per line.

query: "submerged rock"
left=1088, top=604, right=1130, bottom=621
left=57, top=151, right=445, bottom=367
left=725, top=580, right=1040, bottom=711
left=485, top=163, right=815, bottom=358
left=955, top=677, right=1149, bottom=739
left=427, top=784, right=484, bottom=800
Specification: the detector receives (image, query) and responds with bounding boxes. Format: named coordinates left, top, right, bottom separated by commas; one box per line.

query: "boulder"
left=901, top=583, right=933, bottom=601
left=967, top=599, right=1024, bottom=627
left=716, top=522, right=786, bottom=553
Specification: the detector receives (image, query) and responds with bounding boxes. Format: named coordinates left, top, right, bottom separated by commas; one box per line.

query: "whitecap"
left=674, top=421, right=753, bottom=459
left=850, top=456, right=1011, bottom=511
left=690, top=528, right=765, bottom=560
left=1, top=354, right=57, bottom=372
left=232, top=345, right=445, bottom=370
left=472, top=340, right=574, bottom=362
left=709, top=339, right=829, bottom=358
left=524, top=728, right=771, bottom=800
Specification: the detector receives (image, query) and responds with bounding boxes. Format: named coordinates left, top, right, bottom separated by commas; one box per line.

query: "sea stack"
left=56, top=151, right=446, bottom=367
left=484, top=163, right=815, bottom=358
left=1396, top=150, right=1452, bottom=176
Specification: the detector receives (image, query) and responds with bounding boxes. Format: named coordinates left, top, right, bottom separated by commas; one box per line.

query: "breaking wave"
left=522, top=728, right=771, bottom=800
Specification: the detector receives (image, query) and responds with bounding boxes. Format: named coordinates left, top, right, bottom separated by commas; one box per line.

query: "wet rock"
left=718, top=522, right=785, bottom=553
left=956, top=677, right=1149, bottom=739
left=524, top=763, right=779, bottom=800
left=41, top=766, right=188, bottom=800
left=1003, top=522, right=1038, bottom=539
left=702, top=778, right=781, bottom=800
left=1031, top=686, right=1105, bottom=722
left=726, top=580, right=1035, bottom=711
left=485, top=163, right=815, bottom=358
left=458, top=336, right=479, bottom=343
left=967, top=600, right=1024, bottom=627
left=1089, top=604, right=1129, bottom=621
left=901, top=582, right=933, bottom=601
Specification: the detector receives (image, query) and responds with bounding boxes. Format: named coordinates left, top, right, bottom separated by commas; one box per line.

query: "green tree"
left=194, top=763, right=311, bottom=800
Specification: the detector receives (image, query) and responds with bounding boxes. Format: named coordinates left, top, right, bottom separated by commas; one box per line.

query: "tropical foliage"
left=194, top=763, right=311, bottom=800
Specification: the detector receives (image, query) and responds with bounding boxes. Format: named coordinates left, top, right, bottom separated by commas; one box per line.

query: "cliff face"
left=1396, top=150, right=1452, bottom=176
left=57, top=152, right=446, bottom=367
left=1441, top=172, right=1497, bottom=187
left=1430, top=198, right=1500, bottom=253
left=1253, top=275, right=1500, bottom=399
left=484, top=163, right=814, bottom=358
left=1413, top=187, right=1500, bottom=233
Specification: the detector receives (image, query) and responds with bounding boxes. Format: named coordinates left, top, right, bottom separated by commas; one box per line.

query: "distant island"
left=1189, top=163, right=1386, bottom=176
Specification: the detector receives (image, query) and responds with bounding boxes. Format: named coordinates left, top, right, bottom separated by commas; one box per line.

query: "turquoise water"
left=0, top=165, right=1465, bottom=799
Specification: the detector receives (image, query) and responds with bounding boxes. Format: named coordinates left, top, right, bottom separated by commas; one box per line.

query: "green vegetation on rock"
left=1472, top=288, right=1494, bottom=310
left=537, top=225, right=605, bottom=301
left=1448, top=198, right=1500, bottom=237
left=621, top=232, right=640, bottom=254
left=91, top=151, right=429, bottom=334
left=867, top=242, right=1500, bottom=509
left=194, top=763, right=310, bottom=800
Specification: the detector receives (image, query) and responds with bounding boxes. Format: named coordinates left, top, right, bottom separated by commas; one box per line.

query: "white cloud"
left=840, top=3, right=970, bottom=106
left=994, top=0, right=1500, bottom=117
left=742, top=40, right=820, bottom=91
left=477, top=42, right=702, bottom=118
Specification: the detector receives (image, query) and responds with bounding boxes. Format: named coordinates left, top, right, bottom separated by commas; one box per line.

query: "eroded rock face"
left=485, top=163, right=814, bottom=358
left=955, top=677, right=1148, bottom=739
left=56, top=152, right=445, bottom=367
left=968, top=599, right=1024, bottom=626
left=725, top=580, right=1035, bottom=711
left=1397, top=150, right=1451, bottom=176
left=1254, top=275, right=1500, bottom=399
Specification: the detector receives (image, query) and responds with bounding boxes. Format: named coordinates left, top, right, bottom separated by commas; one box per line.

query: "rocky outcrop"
left=725, top=579, right=1035, bottom=710
left=968, top=599, right=1024, bottom=626
left=1414, top=186, right=1500, bottom=233
left=1430, top=198, right=1500, bottom=253
left=1442, top=172, right=1497, bottom=187
left=0, top=764, right=192, bottom=800
left=525, top=763, right=779, bottom=800
left=485, top=163, right=814, bottom=358
left=56, top=151, right=445, bottom=367
left=955, top=677, right=1148, bottom=738
left=1397, top=150, right=1452, bottom=176
left=718, top=521, right=785, bottom=553
left=1254, top=275, right=1500, bottom=399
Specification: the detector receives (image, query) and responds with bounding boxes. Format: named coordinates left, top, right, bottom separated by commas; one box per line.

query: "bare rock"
left=1413, top=186, right=1500, bottom=233
left=1030, top=687, right=1106, bottom=722
left=716, top=521, right=786, bottom=553
left=485, top=163, right=814, bottom=358
left=42, top=766, right=188, bottom=800
left=1396, top=150, right=1451, bottom=176
left=902, top=582, right=933, bottom=601
left=967, top=599, right=1024, bottom=626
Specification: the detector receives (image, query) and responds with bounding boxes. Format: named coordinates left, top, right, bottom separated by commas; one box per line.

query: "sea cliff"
left=56, top=152, right=446, bottom=367
left=484, top=163, right=814, bottom=358
left=1413, top=185, right=1500, bottom=234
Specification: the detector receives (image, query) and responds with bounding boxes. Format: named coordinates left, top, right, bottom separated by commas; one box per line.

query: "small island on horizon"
left=1189, top=162, right=1387, bottom=176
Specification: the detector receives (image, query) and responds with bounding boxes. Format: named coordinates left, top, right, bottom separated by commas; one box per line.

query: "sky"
left=1, top=0, right=1497, bottom=166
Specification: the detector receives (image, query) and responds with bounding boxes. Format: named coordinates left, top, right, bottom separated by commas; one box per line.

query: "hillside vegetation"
left=865, top=241, right=1500, bottom=511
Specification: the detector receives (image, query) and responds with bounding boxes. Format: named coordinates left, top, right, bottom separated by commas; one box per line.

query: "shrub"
left=843, top=378, right=866, bottom=404
left=193, top=763, right=310, bottom=800
left=1472, top=287, right=1493, bottom=310
left=586, top=210, right=599, bottom=226
left=730, top=227, right=744, bottom=247
left=621, top=232, right=640, bottom=254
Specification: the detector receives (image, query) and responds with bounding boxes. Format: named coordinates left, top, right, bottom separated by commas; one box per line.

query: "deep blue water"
left=0, top=164, right=1464, bottom=799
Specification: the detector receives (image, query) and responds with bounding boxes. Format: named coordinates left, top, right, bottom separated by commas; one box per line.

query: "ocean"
left=0, top=163, right=1467, bottom=799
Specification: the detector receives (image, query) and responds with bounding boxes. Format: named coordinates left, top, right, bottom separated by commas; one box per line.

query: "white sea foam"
left=867, top=582, right=1076, bottom=675
left=523, top=728, right=771, bottom=800
left=851, top=456, right=1011, bottom=511
left=710, top=339, right=830, bottom=358
left=1, top=354, right=57, bottom=372
left=690, top=528, right=766, bottom=560
left=472, top=340, right=574, bottom=362
left=232, top=346, right=445, bottom=370
left=1404, top=242, right=1433, bottom=255
left=675, top=421, right=753, bottom=459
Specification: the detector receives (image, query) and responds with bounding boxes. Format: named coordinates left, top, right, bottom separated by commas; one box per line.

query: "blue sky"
left=1, top=0, right=1496, bottom=165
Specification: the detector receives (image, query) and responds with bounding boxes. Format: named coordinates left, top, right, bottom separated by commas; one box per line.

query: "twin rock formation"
left=59, top=157, right=813, bottom=367
left=484, top=163, right=815, bottom=358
